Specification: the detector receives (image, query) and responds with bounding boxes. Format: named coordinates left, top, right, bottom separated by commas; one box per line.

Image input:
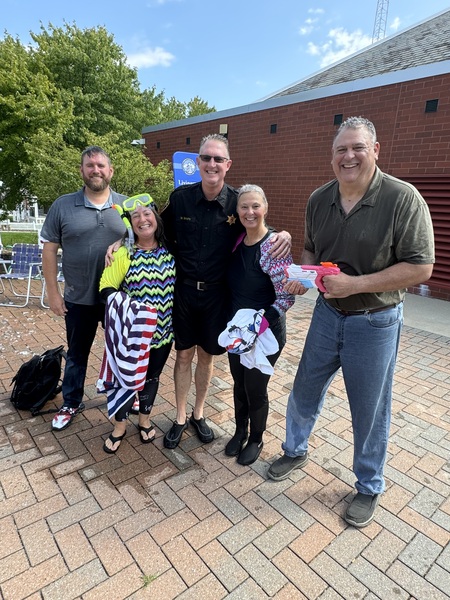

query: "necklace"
left=136, top=242, right=158, bottom=251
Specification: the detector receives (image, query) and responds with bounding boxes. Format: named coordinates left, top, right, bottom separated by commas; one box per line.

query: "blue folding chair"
left=0, top=243, right=44, bottom=307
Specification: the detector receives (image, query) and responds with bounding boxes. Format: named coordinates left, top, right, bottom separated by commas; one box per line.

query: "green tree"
left=186, top=96, right=216, bottom=118
left=141, top=87, right=216, bottom=125
left=22, top=131, right=174, bottom=208
left=0, top=23, right=214, bottom=212
left=0, top=33, right=73, bottom=208
left=21, top=132, right=82, bottom=205
left=114, top=154, right=174, bottom=210
left=30, top=23, right=144, bottom=147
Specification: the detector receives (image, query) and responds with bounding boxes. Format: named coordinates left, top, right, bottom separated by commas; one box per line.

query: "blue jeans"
left=284, top=295, right=403, bottom=495
left=62, top=302, right=105, bottom=408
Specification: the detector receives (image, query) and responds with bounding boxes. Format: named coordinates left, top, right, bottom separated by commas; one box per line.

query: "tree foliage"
left=0, top=23, right=215, bottom=211
left=142, top=87, right=216, bottom=125
left=0, top=33, right=72, bottom=206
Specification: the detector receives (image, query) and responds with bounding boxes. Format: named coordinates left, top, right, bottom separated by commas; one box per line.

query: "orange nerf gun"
left=285, top=262, right=340, bottom=293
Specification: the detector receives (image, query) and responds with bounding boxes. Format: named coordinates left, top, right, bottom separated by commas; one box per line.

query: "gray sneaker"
left=345, top=493, right=379, bottom=528
left=267, top=452, right=308, bottom=481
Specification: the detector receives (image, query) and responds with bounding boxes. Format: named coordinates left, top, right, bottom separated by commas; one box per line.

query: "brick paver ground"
left=1, top=288, right=449, bottom=599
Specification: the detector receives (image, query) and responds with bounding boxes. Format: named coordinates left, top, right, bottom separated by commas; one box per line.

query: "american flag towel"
left=97, top=291, right=157, bottom=418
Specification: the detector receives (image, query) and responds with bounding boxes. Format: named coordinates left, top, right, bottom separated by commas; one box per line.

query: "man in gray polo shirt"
left=41, top=146, right=126, bottom=430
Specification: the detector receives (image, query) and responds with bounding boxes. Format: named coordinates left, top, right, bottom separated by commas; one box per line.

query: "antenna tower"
left=372, top=0, right=390, bottom=42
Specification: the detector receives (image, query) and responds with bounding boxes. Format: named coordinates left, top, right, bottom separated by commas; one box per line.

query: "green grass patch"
left=1, top=232, right=39, bottom=246
left=141, top=574, right=159, bottom=587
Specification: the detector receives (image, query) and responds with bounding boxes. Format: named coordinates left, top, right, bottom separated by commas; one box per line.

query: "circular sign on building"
left=181, top=158, right=196, bottom=176
left=173, top=152, right=201, bottom=188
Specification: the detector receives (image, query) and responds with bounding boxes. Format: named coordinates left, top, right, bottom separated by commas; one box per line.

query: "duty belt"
left=182, top=279, right=224, bottom=291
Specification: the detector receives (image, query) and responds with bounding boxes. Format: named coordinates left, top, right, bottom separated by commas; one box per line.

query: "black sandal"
left=103, top=431, right=126, bottom=454
left=138, top=424, right=155, bottom=444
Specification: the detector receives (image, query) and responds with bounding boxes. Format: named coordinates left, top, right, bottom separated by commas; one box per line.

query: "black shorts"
left=173, top=283, right=229, bottom=355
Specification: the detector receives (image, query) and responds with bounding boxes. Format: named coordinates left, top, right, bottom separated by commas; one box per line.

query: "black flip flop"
left=103, top=431, right=126, bottom=454
left=138, top=424, right=155, bottom=444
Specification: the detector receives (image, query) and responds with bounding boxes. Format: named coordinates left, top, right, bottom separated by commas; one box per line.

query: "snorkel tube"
left=112, top=203, right=135, bottom=256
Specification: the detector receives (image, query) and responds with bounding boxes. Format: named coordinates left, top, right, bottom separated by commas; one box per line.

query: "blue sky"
left=2, top=0, right=449, bottom=112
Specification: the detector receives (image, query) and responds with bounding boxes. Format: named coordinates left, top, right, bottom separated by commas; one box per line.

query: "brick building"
left=141, top=9, right=450, bottom=300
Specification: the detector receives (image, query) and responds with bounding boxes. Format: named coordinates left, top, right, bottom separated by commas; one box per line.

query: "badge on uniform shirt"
left=227, top=215, right=236, bottom=225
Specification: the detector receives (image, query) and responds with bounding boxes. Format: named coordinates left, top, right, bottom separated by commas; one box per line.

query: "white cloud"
left=307, top=42, right=322, bottom=57
left=300, top=25, right=314, bottom=36
left=390, top=17, right=401, bottom=32
left=308, top=8, right=324, bottom=14
left=299, top=17, right=319, bottom=36
left=307, top=27, right=372, bottom=68
left=127, top=47, right=175, bottom=68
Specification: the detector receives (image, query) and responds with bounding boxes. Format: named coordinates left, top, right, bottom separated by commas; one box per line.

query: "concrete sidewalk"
left=403, top=292, right=450, bottom=337
left=0, top=293, right=449, bottom=599
left=303, top=288, right=450, bottom=337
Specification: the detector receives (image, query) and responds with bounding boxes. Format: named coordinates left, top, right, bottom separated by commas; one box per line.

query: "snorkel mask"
left=113, top=193, right=155, bottom=255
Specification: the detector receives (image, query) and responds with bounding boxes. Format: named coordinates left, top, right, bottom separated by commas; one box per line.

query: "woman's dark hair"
left=122, top=207, right=167, bottom=249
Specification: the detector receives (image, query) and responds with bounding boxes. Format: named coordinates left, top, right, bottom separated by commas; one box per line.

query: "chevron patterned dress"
left=121, top=246, right=176, bottom=348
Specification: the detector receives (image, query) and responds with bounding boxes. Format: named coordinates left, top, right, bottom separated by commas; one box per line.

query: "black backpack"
left=10, top=346, right=66, bottom=416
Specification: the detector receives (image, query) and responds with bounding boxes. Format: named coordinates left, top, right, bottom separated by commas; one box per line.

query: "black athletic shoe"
left=189, top=413, right=214, bottom=443
left=163, top=420, right=188, bottom=449
left=267, top=452, right=308, bottom=481
left=237, top=441, right=263, bottom=465
left=225, top=431, right=248, bottom=456
left=345, top=493, right=379, bottom=528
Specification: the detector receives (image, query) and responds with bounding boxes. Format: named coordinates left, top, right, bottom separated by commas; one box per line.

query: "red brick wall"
left=143, top=74, right=450, bottom=299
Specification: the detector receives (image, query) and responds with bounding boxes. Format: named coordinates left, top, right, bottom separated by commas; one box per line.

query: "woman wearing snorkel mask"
left=98, top=194, right=176, bottom=453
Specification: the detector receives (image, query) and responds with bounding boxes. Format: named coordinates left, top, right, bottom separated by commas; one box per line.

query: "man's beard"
left=84, top=176, right=111, bottom=192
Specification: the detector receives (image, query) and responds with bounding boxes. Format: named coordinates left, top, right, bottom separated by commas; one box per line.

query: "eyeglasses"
left=198, top=154, right=230, bottom=164
left=122, top=193, right=155, bottom=212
